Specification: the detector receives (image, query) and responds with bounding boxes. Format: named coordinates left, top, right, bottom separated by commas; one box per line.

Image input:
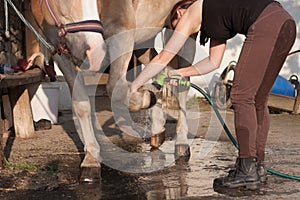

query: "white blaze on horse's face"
left=79, top=0, right=106, bottom=71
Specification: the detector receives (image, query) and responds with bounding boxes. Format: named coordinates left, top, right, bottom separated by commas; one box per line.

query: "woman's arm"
left=170, top=39, right=226, bottom=77
left=130, top=0, right=203, bottom=92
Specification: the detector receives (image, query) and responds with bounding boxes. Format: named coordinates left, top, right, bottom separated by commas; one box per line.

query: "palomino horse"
left=30, top=0, right=106, bottom=182
left=31, top=0, right=195, bottom=183
left=98, top=0, right=196, bottom=161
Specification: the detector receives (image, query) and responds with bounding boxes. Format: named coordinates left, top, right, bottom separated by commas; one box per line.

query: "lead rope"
left=5, top=0, right=55, bottom=53
left=4, top=0, right=10, bottom=38
left=43, top=0, right=66, bottom=37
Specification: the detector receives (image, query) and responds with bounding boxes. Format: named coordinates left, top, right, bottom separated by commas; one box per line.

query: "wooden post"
left=292, top=89, right=300, bottom=114
left=0, top=92, right=4, bottom=169
left=9, top=86, right=35, bottom=138
left=2, top=93, right=13, bottom=129
left=24, top=0, right=41, bottom=58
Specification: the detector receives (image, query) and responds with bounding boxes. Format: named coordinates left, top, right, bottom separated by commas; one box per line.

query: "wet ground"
left=1, top=93, right=300, bottom=200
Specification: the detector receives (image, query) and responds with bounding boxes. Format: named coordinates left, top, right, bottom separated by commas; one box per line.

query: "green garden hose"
left=190, top=83, right=300, bottom=181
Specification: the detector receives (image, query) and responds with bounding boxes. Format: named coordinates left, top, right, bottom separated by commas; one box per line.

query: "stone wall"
left=0, top=1, right=25, bottom=65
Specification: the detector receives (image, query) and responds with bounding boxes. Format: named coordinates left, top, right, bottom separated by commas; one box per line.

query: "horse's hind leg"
left=172, top=34, right=197, bottom=162
left=150, top=103, right=166, bottom=149
left=174, top=89, right=190, bottom=162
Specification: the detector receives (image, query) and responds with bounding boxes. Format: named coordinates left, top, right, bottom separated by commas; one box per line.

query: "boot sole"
left=226, top=181, right=260, bottom=190
left=260, top=176, right=267, bottom=184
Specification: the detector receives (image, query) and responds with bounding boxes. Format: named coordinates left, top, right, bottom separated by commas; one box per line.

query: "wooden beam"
left=9, top=86, right=35, bottom=138
left=268, top=93, right=300, bottom=114
left=0, top=92, right=4, bottom=169
left=292, top=90, right=300, bottom=114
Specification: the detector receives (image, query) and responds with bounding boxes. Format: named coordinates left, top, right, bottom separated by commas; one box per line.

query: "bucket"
left=30, top=82, right=60, bottom=124
left=271, top=75, right=296, bottom=97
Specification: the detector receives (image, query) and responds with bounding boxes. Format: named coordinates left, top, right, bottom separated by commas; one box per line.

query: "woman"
left=130, top=0, right=296, bottom=190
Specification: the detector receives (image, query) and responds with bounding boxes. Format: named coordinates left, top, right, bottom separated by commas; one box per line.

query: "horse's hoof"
left=150, top=131, right=165, bottom=148
left=80, top=167, right=101, bottom=184
left=174, top=144, right=190, bottom=163
left=150, top=147, right=160, bottom=152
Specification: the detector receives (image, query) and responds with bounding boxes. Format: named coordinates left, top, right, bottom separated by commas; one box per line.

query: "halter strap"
left=43, top=0, right=104, bottom=37
left=59, top=20, right=104, bottom=37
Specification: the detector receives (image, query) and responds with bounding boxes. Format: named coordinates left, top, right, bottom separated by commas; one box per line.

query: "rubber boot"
left=228, top=158, right=267, bottom=184
left=257, top=160, right=267, bottom=184
left=222, top=157, right=260, bottom=190
left=227, top=158, right=240, bottom=177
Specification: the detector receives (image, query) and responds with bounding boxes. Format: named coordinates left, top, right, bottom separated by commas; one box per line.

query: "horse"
left=98, top=0, right=197, bottom=162
left=30, top=0, right=106, bottom=182
left=30, top=0, right=195, bottom=183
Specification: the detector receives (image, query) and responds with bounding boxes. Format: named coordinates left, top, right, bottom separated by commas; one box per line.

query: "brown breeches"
left=230, top=2, right=296, bottom=161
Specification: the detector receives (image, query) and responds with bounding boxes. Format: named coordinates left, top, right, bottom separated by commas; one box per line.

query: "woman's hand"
left=130, top=83, right=139, bottom=94
left=167, top=69, right=183, bottom=79
left=167, top=69, right=184, bottom=86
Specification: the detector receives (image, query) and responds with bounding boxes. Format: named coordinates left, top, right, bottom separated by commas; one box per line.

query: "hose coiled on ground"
left=191, top=83, right=300, bottom=181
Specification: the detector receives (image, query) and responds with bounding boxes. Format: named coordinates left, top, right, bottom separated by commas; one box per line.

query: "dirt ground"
left=1, top=93, right=300, bottom=200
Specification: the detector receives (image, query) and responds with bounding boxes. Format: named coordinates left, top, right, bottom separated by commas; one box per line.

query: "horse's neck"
left=31, top=0, right=56, bottom=26
left=134, top=0, right=181, bottom=28
left=100, top=0, right=180, bottom=27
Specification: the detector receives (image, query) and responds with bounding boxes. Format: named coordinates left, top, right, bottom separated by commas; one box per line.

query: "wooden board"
left=0, top=68, right=44, bottom=138
left=0, top=68, right=44, bottom=88
left=268, top=92, right=300, bottom=114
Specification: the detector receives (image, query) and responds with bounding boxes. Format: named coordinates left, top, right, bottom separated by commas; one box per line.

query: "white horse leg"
left=54, top=55, right=101, bottom=182
left=150, top=103, right=166, bottom=148
left=174, top=89, right=190, bottom=161
left=73, top=72, right=102, bottom=182
left=171, top=34, right=197, bottom=161
left=106, top=30, right=135, bottom=100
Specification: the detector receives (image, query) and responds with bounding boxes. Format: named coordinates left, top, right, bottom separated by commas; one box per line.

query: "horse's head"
left=32, top=0, right=106, bottom=71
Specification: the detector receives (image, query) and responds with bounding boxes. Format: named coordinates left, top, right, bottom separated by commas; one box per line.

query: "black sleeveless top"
left=200, top=0, right=274, bottom=45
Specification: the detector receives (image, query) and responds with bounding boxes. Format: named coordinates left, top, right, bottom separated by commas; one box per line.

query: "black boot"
left=228, top=158, right=267, bottom=184
left=257, top=160, right=267, bottom=184
left=227, top=158, right=240, bottom=177
left=222, top=157, right=260, bottom=190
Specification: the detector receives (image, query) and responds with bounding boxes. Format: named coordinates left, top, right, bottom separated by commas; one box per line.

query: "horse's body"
left=99, top=0, right=196, bottom=161
left=99, top=0, right=184, bottom=97
left=31, top=0, right=195, bottom=182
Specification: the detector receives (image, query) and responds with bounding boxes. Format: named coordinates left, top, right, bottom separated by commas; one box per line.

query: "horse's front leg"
left=72, top=72, right=101, bottom=183
left=54, top=55, right=101, bottom=183
left=106, top=31, right=134, bottom=100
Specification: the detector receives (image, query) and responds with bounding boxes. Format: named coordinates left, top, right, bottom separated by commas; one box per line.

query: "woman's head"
left=170, top=0, right=197, bottom=29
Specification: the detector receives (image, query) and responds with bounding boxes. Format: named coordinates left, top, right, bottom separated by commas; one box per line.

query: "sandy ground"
left=0, top=93, right=300, bottom=199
